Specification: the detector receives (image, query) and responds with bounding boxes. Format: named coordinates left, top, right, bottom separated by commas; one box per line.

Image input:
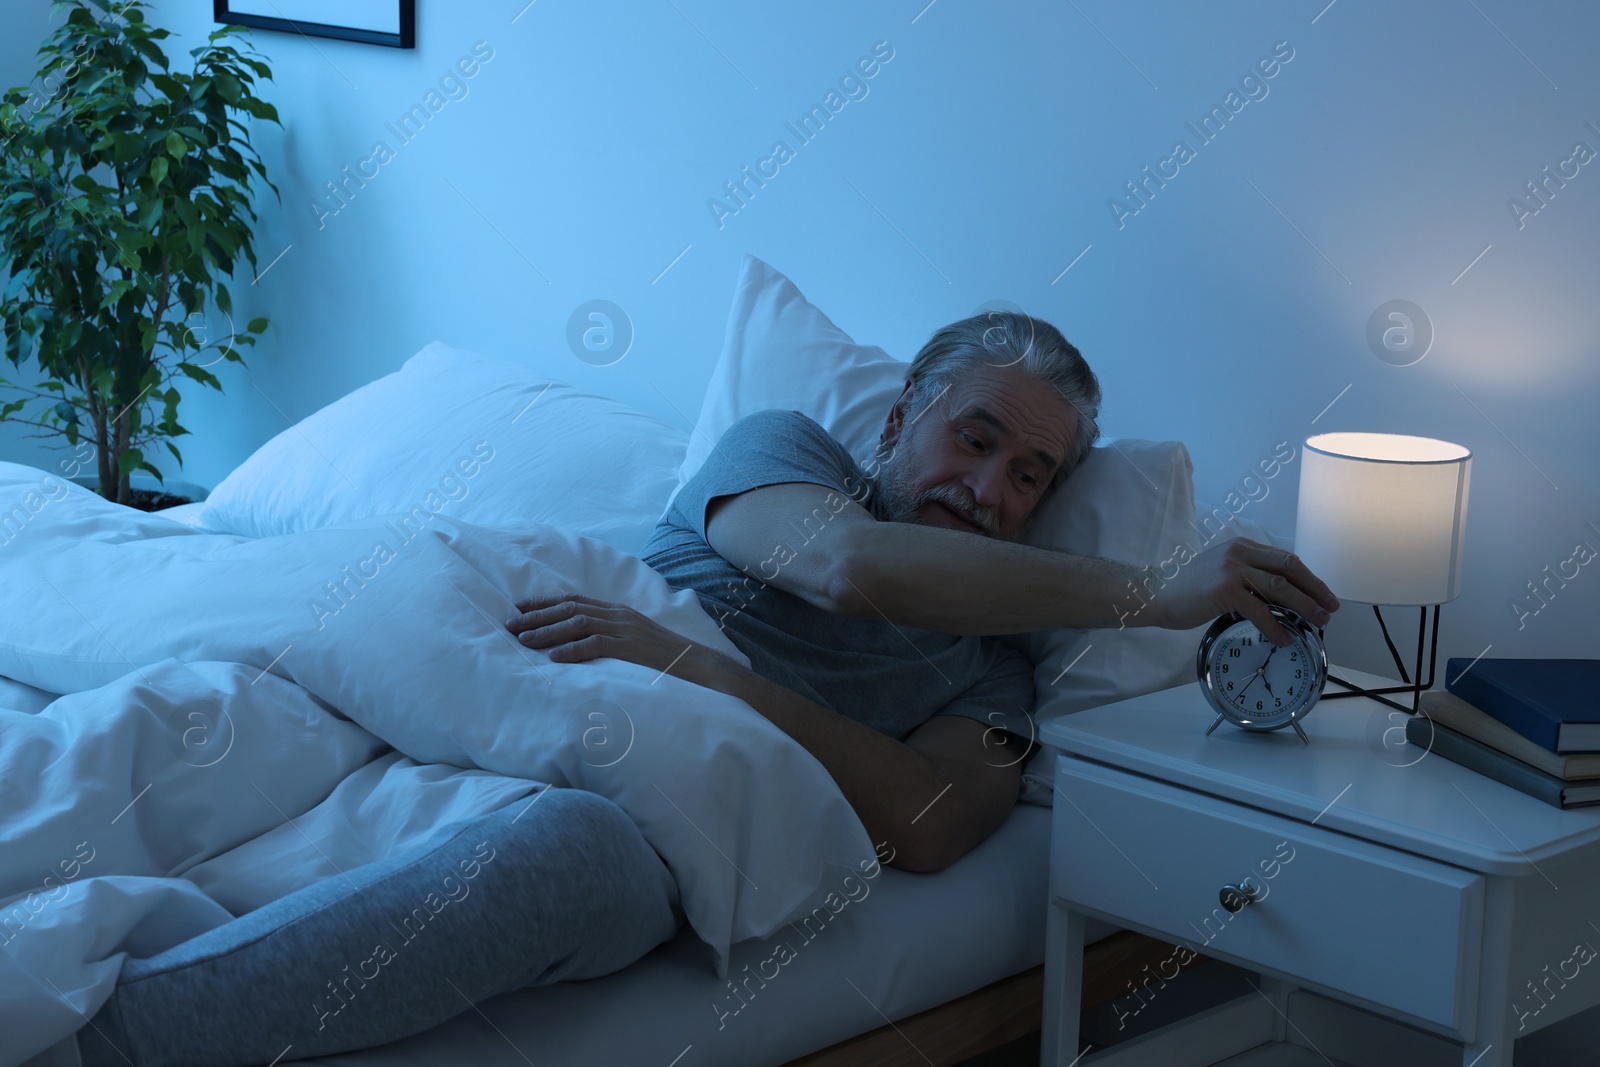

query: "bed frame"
left=784, top=931, right=1201, bottom=1066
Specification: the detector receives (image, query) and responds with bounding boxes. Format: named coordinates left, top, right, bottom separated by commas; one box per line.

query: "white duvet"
left=0, top=463, right=875, bottom=1066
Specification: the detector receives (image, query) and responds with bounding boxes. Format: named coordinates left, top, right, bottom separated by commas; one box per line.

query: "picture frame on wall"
left=213, top=0, right=415, bottom=49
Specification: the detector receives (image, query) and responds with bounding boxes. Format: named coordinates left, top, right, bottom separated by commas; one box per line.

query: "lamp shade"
left=1293, top=432, right=1471, bottom=606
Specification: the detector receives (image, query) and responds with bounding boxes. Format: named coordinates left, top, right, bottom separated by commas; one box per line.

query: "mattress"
left=301, top=801, right=1109, bottom=1067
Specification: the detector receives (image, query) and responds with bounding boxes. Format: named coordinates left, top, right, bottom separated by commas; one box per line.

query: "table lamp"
left=1292, top=431, right=1472, bottom=714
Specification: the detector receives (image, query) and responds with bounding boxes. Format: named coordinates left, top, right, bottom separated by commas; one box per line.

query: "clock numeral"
left=1275, top=697, right=1282, bottom=708
left=1226, top=681, right=1234, bottom=691
left=1295, top=669, right=1303, bottom=678
left=1256, top=700, right=1264, bottom=711
left=1290, top=651, right=1298, bottom=661
left=1229, top=647, right=1242, bottom=658
left=1220, top=662, right=1229, bottom=674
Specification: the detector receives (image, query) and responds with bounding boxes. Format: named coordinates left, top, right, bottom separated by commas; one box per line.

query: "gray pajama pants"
left=76, top=787, right=684, bottom=1067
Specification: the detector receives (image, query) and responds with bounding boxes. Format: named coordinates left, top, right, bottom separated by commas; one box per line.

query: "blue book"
left=1444, top=658, right=1600, bottom=754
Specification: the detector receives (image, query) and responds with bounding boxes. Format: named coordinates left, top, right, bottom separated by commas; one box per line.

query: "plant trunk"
left=78, top=353, right=115, bottom=503
left=94, top=406, right=115, bottom=503
left=112, top=407, right=132, bottom=505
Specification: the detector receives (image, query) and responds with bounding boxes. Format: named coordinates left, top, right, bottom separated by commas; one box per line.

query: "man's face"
left=872, top=363, right=1080, bottom=542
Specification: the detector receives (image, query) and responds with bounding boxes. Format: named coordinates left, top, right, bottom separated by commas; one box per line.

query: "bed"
left=2, top=256, right=1290, bottom=1067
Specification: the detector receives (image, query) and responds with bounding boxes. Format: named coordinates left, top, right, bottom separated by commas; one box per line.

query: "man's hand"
left=1157, top=538, right=1340, bottom=647
left=505, top=593, right=708, bottom=677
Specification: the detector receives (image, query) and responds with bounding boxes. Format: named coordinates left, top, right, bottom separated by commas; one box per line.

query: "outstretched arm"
left=506, top=594, right=1022, bottom=872
left=705, top=481, right=1340, bottom=646
left=831, top=518, right=1338, bottom=643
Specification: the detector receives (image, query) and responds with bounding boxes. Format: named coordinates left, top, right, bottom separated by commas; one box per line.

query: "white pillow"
left=672, top=256, right=906, bottom=504
left=1195, top=501, right=1295, bottom=555
left=199, top=342, right=687, bottom=555
left=682, top=255, right=1289, bottom=731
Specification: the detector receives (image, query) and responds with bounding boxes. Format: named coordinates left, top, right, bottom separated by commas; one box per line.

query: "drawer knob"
left=1219, top=882, right=1261, bottom=913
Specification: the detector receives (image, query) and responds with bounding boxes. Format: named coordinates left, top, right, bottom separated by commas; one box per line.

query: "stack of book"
left=1405, top=658, right=1600, bottom=809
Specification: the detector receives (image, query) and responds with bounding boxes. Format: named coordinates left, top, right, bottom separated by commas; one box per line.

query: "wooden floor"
left=949, top=1028, right=1040, bottom=1066
left=785, top=931, right=1211, bottom=1067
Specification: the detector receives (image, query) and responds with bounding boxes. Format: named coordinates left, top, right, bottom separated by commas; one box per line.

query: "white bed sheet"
left=300, top=802, right=1116, bottom=1067
left=151, top=501, right=208, bottom=528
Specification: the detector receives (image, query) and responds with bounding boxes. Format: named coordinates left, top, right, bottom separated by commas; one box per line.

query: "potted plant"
left=0, top=0, right=279, bottom=508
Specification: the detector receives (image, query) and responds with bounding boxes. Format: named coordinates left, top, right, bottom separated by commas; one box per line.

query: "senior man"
left=507, top=312, right=1339, bottom=872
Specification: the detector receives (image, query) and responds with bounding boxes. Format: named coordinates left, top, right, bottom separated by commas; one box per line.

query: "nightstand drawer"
left=1051, top=756, right=1485, bottom=1031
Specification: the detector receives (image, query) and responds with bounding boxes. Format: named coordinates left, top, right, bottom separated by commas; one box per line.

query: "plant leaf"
left=176, top=362, right=220, bottom=389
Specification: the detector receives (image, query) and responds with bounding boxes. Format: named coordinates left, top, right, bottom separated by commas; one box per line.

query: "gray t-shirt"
left=640, top=408, right=1037, bottom=744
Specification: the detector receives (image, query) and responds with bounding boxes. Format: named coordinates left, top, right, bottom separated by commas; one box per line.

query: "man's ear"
left=880, top=380, right=915, bottom=449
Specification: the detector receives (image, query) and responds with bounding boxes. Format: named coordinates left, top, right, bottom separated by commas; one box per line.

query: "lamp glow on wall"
left=1293, top=432, right=1472, bottom=714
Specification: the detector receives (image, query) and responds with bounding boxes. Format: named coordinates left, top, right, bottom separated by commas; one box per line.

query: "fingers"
left=1237, top=576, right=1295, bottom=648
left=546, top=634, right=607, bottom=662
left=1228, top=542, right=1340, bottom=648
left=506, top=594, right=616, bottom=633
left=1266, top=547, right=1340, bottom=616
left=1231, top=542, right=1337, bottom=619
left=511, top=592, right=611, bottom=615
left=511, top=610, right=600, bottom=648
left=1242, top=567, right=1324, bottom=625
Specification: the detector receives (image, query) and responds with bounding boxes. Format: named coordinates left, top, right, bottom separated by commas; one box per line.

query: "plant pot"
left=69, top=474, right=210, bottom=512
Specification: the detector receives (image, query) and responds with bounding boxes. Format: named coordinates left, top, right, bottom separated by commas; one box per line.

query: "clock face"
left=1198, top=611, right=1327, bottom=731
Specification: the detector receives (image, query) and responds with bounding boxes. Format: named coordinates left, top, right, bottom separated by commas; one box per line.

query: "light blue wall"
left=2, top=0, right=1596, bottom=676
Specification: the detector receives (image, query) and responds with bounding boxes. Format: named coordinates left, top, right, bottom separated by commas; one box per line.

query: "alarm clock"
left=1196, top=604, right=1329, bottom=744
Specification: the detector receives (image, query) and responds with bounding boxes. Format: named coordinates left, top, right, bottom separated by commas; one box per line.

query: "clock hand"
left=1257, top=643, right=1282, bottom=697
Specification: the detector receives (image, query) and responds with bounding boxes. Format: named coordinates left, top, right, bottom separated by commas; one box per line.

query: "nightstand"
left=1039, top=665, right=1600, bottom=1067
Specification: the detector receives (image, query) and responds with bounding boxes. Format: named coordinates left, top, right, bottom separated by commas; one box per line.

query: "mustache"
left=923, top=484, right=995, bottom=536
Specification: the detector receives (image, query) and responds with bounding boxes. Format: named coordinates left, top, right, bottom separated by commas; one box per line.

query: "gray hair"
left=899, top=311, right=1101, bottom=490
